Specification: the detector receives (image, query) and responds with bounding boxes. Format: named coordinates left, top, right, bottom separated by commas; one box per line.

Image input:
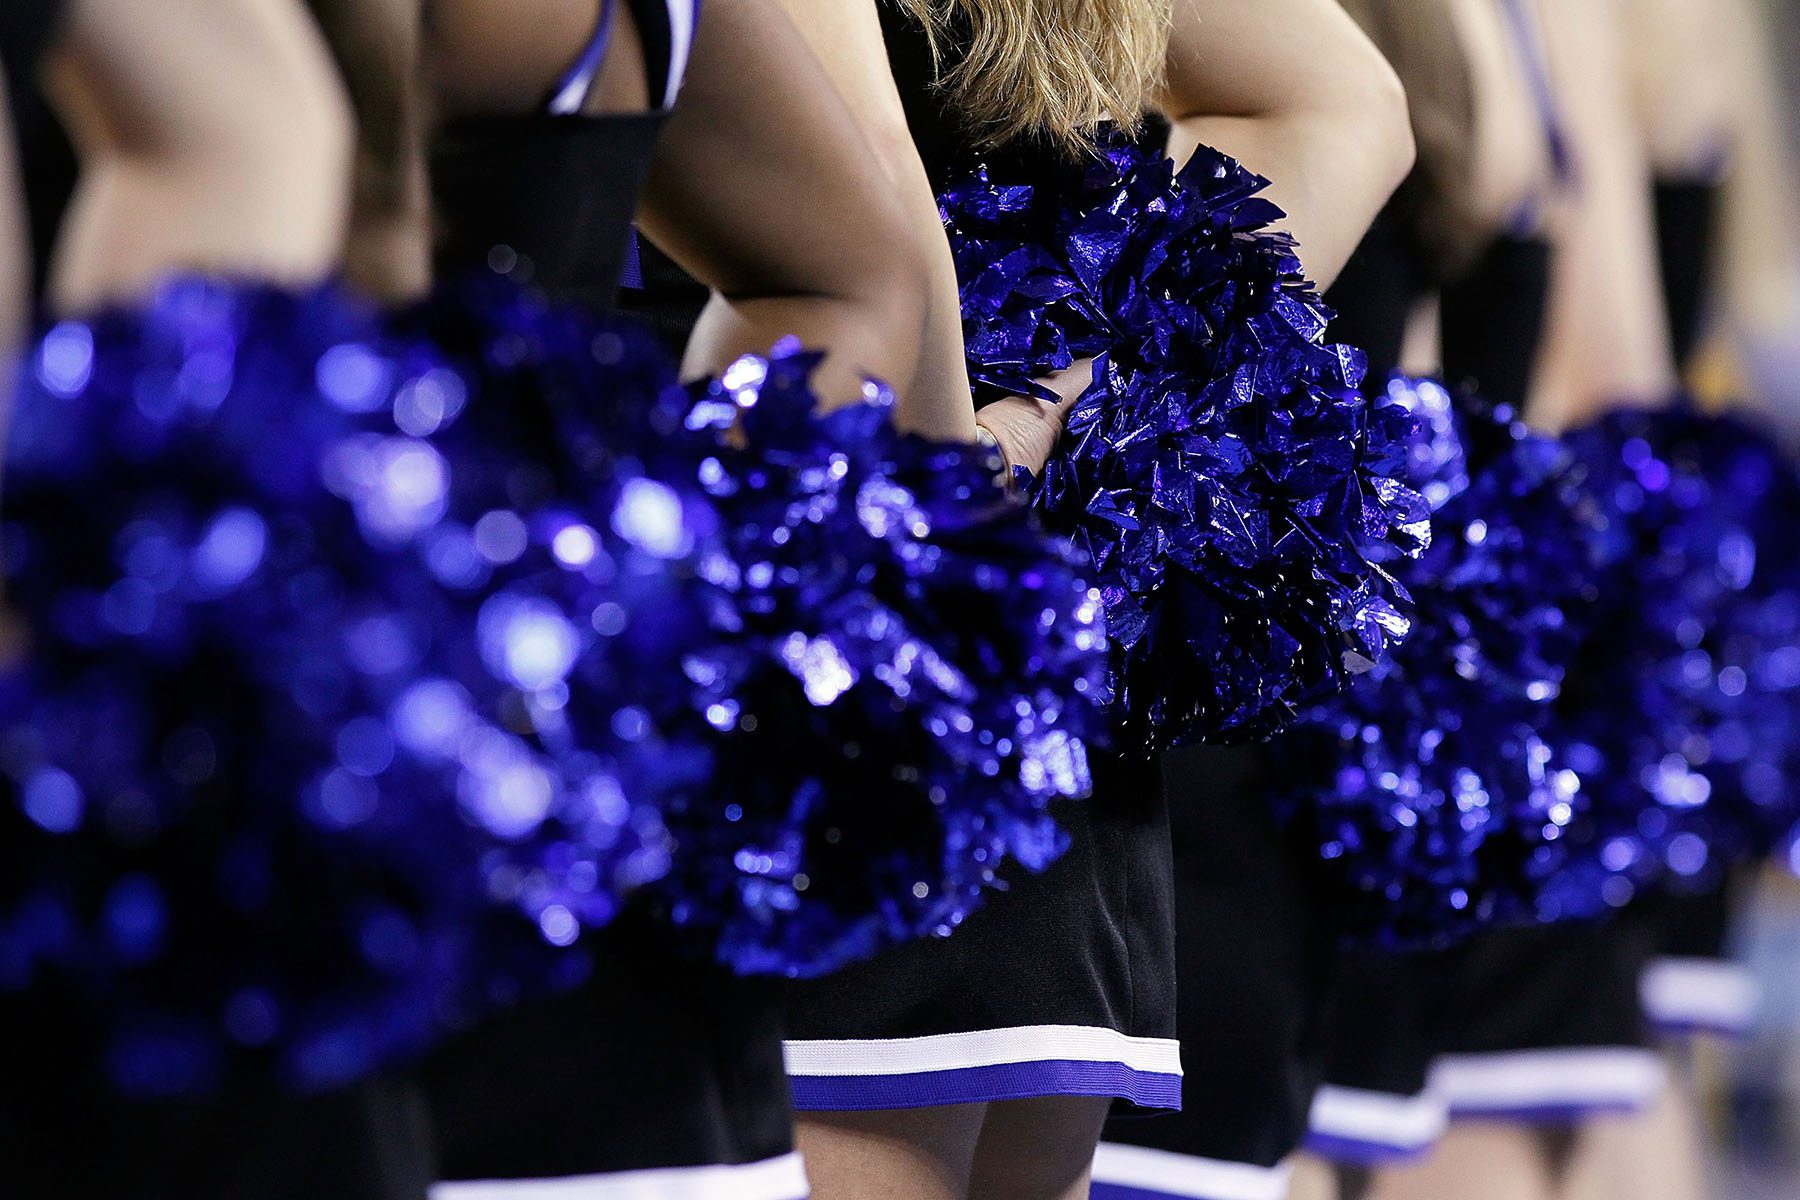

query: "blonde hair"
left=897, top=0, right=1173, bottom=152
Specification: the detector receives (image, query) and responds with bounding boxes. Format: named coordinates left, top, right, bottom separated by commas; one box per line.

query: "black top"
left=878, top=1, right=1089, bottom=192
left=1652, top=178, right=1720, bottom=373
left=431, top=0, right=697, bottom=314
left=1323, top=197, right=1552, bottom=416
left=2, top=0, right=78, bottom=303
left=1323, top=198, right=1432, bottom=385
left=0, top=0, right=62, bottom=98
left=1439, top=233, right=1552, bottom=415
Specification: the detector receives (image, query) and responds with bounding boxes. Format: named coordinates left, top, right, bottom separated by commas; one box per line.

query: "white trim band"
left=1640, top=956, right=1761, bottom=1034
left=1430, top=1048, right=1667, bottom=1116
left=1092, top=1143, right=1291, bottom=1200
left=1308, top=1085, right=1448, bottom=1152
left=661, top=0, right=695, bottom=107
left=430, top=1153, right=809, bottom=1200
left=784, top=1025, right=1183, bottom=1078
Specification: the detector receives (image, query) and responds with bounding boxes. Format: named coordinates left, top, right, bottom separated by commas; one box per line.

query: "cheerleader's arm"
left=305, top=0, right=433, bottom=304
left=1157, top=0, right=1415, bottom=289
left=635, top=0, right=935, bottom=431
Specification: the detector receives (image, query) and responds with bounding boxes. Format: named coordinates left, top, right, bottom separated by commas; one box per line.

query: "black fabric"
left=1643, top=881, right=1737, bottom=963
left=432, top=112, right=667, bottom=315
left=0, top=1000, right=433, bottom=1200
left=1, top=0, right=77, bottom=302
left=1102, top=746, right=1337, bottom=1166
left=423, top=911, right=793, bottom=1181
left=1439, top=235, right=1552, bottom=414
left=1323, top=197, right=1432, bottom=384
left=620, top=238, right=710, bottom=353
left=1432, top=918, right=1657, bottom=1058
left=1318, top=950, right=1439, bottom=1101
left=430, top=0, right=697, bottom=315
left=875, top=0, right=1077, bottom=195
left=0, top=0, right=62, bottom=100
left=785, top=752, right=1177, bottom=1093
left=1652, top=178, right=1721, bottom=373
left=1315, top=919, right=1656, bottom=1117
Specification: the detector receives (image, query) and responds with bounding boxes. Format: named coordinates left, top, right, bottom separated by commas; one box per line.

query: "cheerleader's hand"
left=972, top=360, right=1092, bottom=480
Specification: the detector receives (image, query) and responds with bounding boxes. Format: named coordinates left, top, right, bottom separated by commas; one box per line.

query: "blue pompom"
left=635, top=346, right=1106, bottom=977
left=0, top=277, right=709, bottom=1093
left=1269, top=397, right=1607, bottom=945
left=1272, top=397, right=1800, bottom=946
left=1549, top=405, right=1800, bottom=904
left=943, top=134, right=1427, bottom=748
left=420, top=280, right=1109, bottom=979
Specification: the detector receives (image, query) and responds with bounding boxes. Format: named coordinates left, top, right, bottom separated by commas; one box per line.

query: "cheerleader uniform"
left=776, top=3, right=1182, bottom=1114
left=0, top=6, right=447, bottom=1198
left=1087, top=181, right=1460, bottom=1195
left=622, top=3, right=1179, bottom=1115
left=419, top=4, right=806, bottom=1197
left=1632, top=167, right=1763, bottom=1044
left=1299, top=0, right=1680, bottom=1157
left=1290, top=226, right=1669, bottom=1162
left=1414, top=139, right=1757, bottom=1133
left=0, top=0, right=77, bottom=298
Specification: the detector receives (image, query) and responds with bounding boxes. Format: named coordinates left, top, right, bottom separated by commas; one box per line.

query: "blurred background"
left=1605, top=0, right=1800, bottom=1194
left=1683, top=4, right=1800, bottom=1196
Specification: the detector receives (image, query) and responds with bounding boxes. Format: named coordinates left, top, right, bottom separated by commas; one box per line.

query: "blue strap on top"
left=548, top=0, right=700, bottom=289
left=546, top=0, right=619, bottom=116
left=1497, top=0, right=1575, bottom=187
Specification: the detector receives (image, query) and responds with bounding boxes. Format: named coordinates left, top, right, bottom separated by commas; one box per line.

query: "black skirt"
left=0, top=996, right=434, bottom=1200
left=1636, top=881, right=1760, bottom=1040
left=422, top=910, right=806, bottom=1199
left=783, top=751, right=1181, bottom=1113
left=1302, top=949, right=1450, bottom=1168
left=1422, top=918, right=1664, bottom=1125
left=1092, top=744, right=1338, bottom=1200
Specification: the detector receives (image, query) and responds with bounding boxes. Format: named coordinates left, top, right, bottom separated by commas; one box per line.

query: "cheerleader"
left=1624, top=0, right=1778, bottom=1050
left=624, top=4, right=1419, bottom=1199
left=1547, top=4, right=1800, bottom=1198
left=422, top=2, right=896, bottom=1197
left=1352, top=3, right=1692, bottom=1199
left=1092, top=0, right=1548, bottom=1193
left=0, top=6, right=468, bottom=1197
left=419, top=0, right=1091, bottom=1196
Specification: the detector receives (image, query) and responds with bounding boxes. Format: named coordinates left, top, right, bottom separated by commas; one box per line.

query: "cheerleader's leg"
left=796, top=1103, right=983, bottom=1200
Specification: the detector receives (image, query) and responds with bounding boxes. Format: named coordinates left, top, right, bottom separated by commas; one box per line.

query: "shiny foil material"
left=435, top=279, right=1108, bottom=974
left=1550, top=405, right=1800, bottom=909
left=1, top=277, right=684, bottom=1094
left=1274, top=397, right=1800, bottom=946
left=942, top=134, right=1428, bottom=748
left=0, top=275, right=1108, bottom=1097
left=1271, top=396, right=1608, bottom=945
left=628, top=342, right=1108, bottom=977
